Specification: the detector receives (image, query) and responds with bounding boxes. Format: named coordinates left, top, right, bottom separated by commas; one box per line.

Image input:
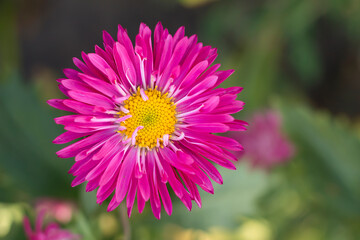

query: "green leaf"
left=74, top=212, right=98, bottom=240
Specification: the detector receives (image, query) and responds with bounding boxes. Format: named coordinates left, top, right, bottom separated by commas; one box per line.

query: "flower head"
left=35, top=198, right=76, bottom=224
left=230, top=110, right=295, bottom=169
left=48, top=22, right=247, bottom=218
left=23, top=210, right=81, bottom=240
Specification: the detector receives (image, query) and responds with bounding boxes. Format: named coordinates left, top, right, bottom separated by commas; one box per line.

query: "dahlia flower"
left=230, top=110, right=294, bottom=169
left=23, top=210, right=81, bottom=240
left=48, top=22, right=247, bottom=218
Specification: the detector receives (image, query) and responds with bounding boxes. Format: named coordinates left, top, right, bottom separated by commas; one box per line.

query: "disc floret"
left=119, top=88, right=177, bottom=148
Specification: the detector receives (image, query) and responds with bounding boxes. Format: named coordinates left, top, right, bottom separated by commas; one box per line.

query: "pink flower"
left=48, top=22, right=247, bottom=219
left=230, top=110, right=295, bottom=169
left=35, top=198, right=76, bottom=224
left=23, top=211, right=81, bottom=240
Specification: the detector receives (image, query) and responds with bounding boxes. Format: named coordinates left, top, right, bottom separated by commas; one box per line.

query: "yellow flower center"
left=118, top=88, right=177, bottom=148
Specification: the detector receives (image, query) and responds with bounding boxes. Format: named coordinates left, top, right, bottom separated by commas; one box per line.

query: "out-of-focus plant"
left=0, top=203, right=24, bottom=240
left=162, top=220, right=272, bottom=240
left=0, top=0, right=19, bottom=82
left=0, top=75, right=74, bottom=200
left=229, top=110, right=295, bottom=169
left=35, top=198, right=77, bottom=224
left=256, top=99, right=360, bottom=240
left=196, top=0, right=360, bottom=112
left=179, top=0, right=218, bottom=8
left=23, top=210, right=81, bottom=240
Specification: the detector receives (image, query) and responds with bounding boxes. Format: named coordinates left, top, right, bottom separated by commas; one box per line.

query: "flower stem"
left=119, top=204, right=131, bottom=240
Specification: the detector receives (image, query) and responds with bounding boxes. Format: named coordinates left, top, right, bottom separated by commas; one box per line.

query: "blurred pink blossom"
left=230, top=110, right=295, bottom=169
left=23, top=210, right=81, bottom=240
left=35, top=198, right=76, bottom=224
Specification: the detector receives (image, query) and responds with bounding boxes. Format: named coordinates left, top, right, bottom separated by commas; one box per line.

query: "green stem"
left=119, top=204, right=131, bottom=240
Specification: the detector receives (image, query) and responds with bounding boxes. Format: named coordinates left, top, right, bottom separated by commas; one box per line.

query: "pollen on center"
left=118, top=88, right=177, bottom=148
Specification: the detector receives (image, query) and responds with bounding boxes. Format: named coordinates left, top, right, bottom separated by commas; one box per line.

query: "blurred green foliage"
left=258, top=99, right=360, bottom=240
left=0, top=0, right=19, bottom=81
left=1, top=0, right=360, bottom=239
left=197, top=0, right=360, bottom=112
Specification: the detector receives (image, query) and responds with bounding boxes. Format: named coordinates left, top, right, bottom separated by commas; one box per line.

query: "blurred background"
left=0, top=0, right=359, bottom=239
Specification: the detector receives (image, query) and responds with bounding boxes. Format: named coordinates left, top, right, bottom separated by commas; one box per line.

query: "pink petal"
left=185, top=123, right=230, bottom=133
left=115, top=148, right=137, bottom=202
left=100, top=150, right=124, bottom=186
left=47, top=99, right=75, bottom=112
left=68, top=90, right=114, bottom=109
left=78, top=73, right=118, bottom=98
left=56, top=130, right=114, bottom=158
left=178, top=60, right=208, bottom=90
left=158, top=181, right=172, bottom=216
left=53, top=131, right=89, bottom=144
